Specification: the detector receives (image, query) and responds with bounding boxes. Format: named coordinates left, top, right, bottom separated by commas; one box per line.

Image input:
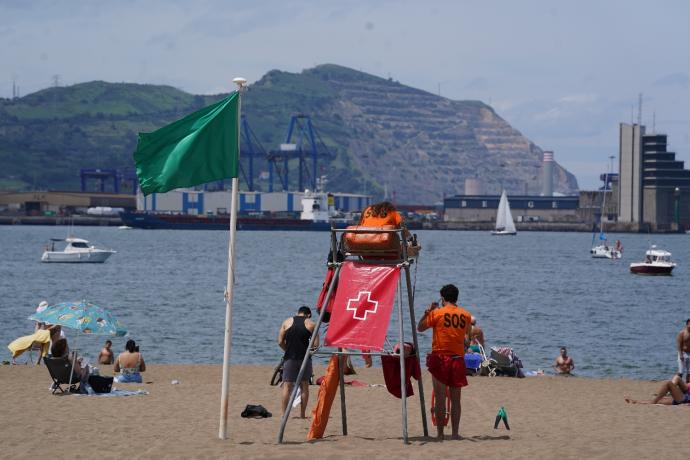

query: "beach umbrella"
left=28, top=300, right=127, bottom=391
left=28, top=300, right=127, bottom=337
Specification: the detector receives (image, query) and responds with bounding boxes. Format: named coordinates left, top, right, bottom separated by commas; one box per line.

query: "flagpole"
left=219, top=76, right=247, bottom=440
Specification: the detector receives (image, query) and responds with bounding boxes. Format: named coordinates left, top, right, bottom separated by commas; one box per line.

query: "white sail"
left=495, top=190, right=517, bottom=234
left=495, top=190, right=507, bottom=230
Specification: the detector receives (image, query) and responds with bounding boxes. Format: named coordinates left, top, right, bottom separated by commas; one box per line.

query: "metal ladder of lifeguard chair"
left=277, top=227, right=428, bottom=444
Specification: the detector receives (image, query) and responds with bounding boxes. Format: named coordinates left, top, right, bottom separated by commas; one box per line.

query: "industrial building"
left=0, top=191, right=136, bottom=215
left=618, top=124, right=690, bottom=231
left=444, top=151, right=582, bottom=224
left=137, top=189, right=371, bottom=215
left=444, top=194, right=580, bottom=223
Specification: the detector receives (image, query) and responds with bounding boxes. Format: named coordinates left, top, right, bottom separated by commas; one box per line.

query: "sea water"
left=1, top=225, right=687, bottom=380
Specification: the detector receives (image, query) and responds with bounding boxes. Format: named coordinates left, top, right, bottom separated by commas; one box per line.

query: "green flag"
left=134, top=92, right=239, bottom=195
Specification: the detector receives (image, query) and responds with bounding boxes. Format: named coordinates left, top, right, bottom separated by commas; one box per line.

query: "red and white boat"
left=629, top=246, right=676, bottom=276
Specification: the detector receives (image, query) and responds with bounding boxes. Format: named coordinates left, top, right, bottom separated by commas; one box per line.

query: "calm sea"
left=1, top=225, right=688, bottom=380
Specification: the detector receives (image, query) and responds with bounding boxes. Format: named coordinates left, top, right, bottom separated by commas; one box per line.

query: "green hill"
left=0, top=64, right=578, bottom=202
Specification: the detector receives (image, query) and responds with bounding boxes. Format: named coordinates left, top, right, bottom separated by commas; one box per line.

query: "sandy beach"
left=0, top=363, right=687, bottom=459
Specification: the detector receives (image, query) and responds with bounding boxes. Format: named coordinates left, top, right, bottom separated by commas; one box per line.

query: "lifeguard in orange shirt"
left=417, top=284, right=472, bottom=441
left=359, top=201, right=403, bottom=227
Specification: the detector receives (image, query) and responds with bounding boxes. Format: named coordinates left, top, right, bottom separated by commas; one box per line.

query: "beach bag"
left=241, top=404, right=272, bottom=418
left=88, top=375, right=114, bottom=393
left=343, top=225, right=400, bottom=252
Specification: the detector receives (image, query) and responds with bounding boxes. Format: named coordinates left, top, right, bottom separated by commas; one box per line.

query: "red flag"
left=325, top=262, right=400, bottom=351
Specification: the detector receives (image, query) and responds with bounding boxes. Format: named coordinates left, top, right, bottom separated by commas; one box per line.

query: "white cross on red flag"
left=325, top=261, right=400, bottom=351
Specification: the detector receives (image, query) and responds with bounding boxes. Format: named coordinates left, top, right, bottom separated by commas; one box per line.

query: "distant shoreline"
left=1, top=215, right=686, bottom=233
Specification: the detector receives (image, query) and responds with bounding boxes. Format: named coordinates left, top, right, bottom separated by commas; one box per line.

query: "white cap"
left=36, top=301, right=49, bottom=313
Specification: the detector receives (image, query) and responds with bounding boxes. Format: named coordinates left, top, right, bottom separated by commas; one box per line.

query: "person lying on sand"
left=625, top=375, right=690, bottom=405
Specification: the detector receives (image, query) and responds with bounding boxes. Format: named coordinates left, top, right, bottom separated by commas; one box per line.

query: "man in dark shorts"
left=417, top=284, right=472, bottom=440
left=278, top=306, right=319, bottom=418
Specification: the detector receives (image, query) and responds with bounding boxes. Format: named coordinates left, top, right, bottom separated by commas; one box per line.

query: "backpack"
left=240, top=404, right=272, bottom=418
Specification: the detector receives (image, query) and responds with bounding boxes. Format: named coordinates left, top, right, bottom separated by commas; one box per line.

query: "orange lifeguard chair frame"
left=277, top=227, right=428, bottom=444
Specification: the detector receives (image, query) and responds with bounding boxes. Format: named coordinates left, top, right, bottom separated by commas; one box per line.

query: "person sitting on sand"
left=417, top=284, right=472, bottom=441
left=47, top=323, right=66, bottom=350
left=114, top=340, right=145, bottom=383
left=98, top=339, right=114, bottom=365
left=51, top=338, right=89, bottom=381
left=625, top=375, right=690, bottom=405
left=553, top=347, right=575, bottom=374
left=278, top=306, right=318, bottom=418
left=677, top=319, right=690, bottom=383
left=468, top=316, right=485, bottom=353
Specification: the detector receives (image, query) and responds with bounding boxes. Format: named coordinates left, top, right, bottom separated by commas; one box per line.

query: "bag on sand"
left=241, top=404, right=272, bottom=418
left=88, top=375, right=114, bottom=393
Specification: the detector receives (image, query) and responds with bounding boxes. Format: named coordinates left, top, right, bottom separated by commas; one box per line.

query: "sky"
left=2, top=0, right=690, bottom=190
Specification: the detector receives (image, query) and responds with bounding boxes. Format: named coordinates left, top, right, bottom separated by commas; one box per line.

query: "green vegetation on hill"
left=0, top=64, right=578, bottom=202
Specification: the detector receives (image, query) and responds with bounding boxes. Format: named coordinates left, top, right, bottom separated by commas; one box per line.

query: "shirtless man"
left=98, top=340, right=114, bottom=365
left=677, top=319, right=690, bottom=383
left=553, top=347, right=574, bottom=374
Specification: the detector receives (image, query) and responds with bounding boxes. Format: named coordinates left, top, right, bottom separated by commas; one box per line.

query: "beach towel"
left=7, top=330, right=51, bottom=359
left=308, top=355, right=340, bottom=440
left=74, top=389, right=148, bottom=397
left=380, top=354, right=421, bottom=399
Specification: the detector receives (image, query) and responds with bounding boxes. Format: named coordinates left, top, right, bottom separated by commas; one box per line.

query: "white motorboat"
left=629, top=246, right=676, bottom=276
left=41, top=237, right=116, bottom=263
left=491, top=190, right=517, bottom=235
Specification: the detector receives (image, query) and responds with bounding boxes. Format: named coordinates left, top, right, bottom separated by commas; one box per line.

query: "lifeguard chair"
left=278, top=226, right=428, bottom=444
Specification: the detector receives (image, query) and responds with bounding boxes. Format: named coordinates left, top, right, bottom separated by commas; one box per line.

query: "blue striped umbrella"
left=28, top=300, right=127, bottom=336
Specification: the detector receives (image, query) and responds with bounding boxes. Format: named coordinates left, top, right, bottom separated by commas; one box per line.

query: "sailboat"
left=491, top=190, right=517, bottom=236
left=590, top=172, right=622, bottom=259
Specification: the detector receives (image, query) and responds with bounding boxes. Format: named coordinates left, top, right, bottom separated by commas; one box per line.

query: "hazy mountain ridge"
left=0, top=65, right=578, bottom=202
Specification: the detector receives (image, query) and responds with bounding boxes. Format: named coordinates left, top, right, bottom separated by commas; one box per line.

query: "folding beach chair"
left=476, top=344, right=497, bottom=377
left=43, top=356, right=81, bottom=394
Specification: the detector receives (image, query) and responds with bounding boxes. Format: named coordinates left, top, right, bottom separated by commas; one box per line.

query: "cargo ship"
left=120, top=190, right=354, bottom=231
left=119, top=211, right=351, bottom=231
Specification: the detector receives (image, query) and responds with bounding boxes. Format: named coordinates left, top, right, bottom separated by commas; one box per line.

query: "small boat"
left=590, top=236, right=622, bottom=259
left=491, top=190, right=517, bottom=236
left=118, top=225, right=133, bottom=230
left=41, top=237, right=116, bottom=263
left=629, top=246, right=676, bottom=276
left=590, top=171, right=622, bottom=259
